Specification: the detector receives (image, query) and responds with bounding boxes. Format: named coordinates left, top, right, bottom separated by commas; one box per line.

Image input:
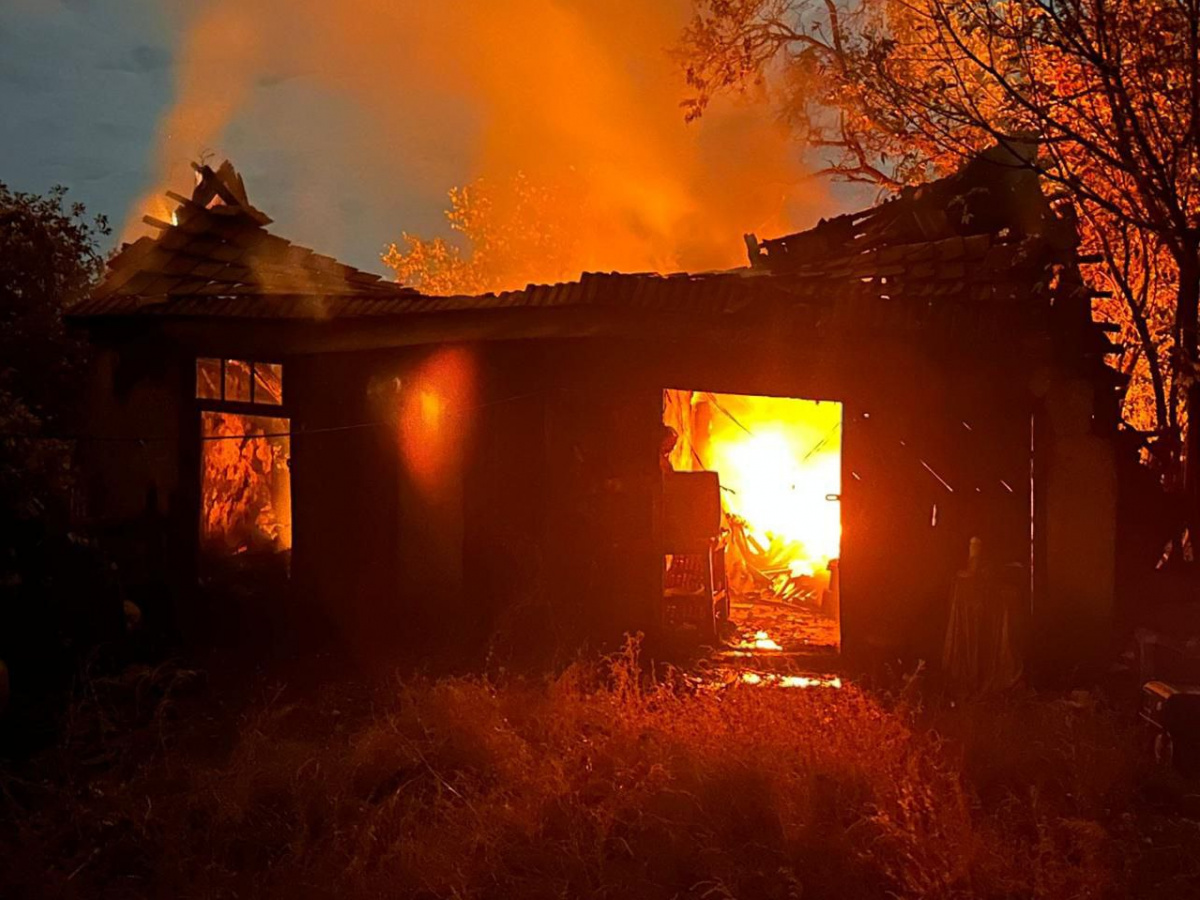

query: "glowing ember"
left=740, top=672, right=843, bottom=689
left=753, top=630, right=783, bottom=651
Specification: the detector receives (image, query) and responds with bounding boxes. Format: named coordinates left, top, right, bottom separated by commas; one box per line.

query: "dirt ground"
left=726, top=598, right=840, bottom=654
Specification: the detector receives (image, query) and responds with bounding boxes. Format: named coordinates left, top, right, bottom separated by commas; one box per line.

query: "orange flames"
left=664, top=390, right=842, bottom=600
left=200, top=412, right=292, bottom=555
left=739, top=671, right=843, bottom=689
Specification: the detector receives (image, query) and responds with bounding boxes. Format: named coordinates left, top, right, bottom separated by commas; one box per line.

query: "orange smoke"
left=122, top=4, right=264, bottom=242
left=128, top=1, right=831, bottom=280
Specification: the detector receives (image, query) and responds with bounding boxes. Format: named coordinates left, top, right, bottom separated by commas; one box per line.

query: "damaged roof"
left=71, top=161, right=409, bottom=317
left=750, top=141, right=1077, bottom=273
left=69, top=149, right=1078, bottom=338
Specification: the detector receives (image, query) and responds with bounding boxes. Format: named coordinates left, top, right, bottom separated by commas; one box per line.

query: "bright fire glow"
left=753, top=630, right=783, bottom=651
left=664, top=390, right=841, bottom=594
left=395, top=347, right=477, bottom=491
left=200, top=412, right=292, bottom=554
left=740, top=672, right=843, bottom=689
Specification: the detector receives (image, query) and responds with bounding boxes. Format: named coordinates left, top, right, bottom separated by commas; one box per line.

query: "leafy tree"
left=0, top=183, right=107, bottom=520
left=0, top=183, right=112, bottom=729
left=383, top=172, right=581, bottom=296
left=682, top=0, right=1200, bottom=498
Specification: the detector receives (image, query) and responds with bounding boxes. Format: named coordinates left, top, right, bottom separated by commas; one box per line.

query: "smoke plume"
left=128, top=0, right=832, bottom=284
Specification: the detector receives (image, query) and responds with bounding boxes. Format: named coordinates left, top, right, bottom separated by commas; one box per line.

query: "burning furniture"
left=68, top=147, right=1121, bottom=674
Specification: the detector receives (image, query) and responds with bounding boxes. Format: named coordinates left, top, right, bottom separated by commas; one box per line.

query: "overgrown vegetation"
left=0, top=183, right=117, bottom=729
left=2, top=642, right=1196, bottom=899
left=0, top=182, right=106, bottom=519
left=682, top=0, right=1200, bottom=489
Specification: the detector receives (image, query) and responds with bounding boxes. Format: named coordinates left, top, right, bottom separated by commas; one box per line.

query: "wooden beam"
left=165, top=191, right=200, bottom=209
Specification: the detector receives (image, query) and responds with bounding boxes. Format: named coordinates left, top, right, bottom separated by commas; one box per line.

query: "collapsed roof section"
left=73, top=161, right=409, bottom=317
left=69, top=147, right=1110, bottom=369
left=749, top=141, right=1076, bottom=272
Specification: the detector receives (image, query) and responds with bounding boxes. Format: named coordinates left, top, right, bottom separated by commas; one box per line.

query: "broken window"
left=199, top=411, right=292, bottom=555
left=253, top=362, right=283, bottom=405
left=224, top=359, right=252, bottom=402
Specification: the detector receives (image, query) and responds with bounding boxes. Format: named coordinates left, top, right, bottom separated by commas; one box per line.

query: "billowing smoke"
left=128, top=0, right=832, bottom=285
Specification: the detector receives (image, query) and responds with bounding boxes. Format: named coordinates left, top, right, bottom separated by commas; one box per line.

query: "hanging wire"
left=0, top=387, right=556, bottom=443
left=3, top=391, right=1028, bottom=507
left=702, top=391, right=754, bottom=436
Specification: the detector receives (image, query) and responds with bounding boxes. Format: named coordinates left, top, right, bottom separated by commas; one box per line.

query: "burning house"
left=69, top=146, right=1121, bottom=673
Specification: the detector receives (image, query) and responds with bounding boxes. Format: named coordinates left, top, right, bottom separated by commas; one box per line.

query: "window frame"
left=194, top=357, right=285, bottom=410
left=197, top=408, right=294, bottom=557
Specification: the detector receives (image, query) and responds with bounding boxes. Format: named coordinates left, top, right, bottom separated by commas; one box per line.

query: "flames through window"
left=662, top=389, right=842, bottom=652
left=196, top=358, right=291, bottom=557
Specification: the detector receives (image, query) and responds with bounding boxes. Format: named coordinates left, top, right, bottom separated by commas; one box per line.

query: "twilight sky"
left=0, top=1, right=178, bottom=248
left=0, top=0, right=464, bottom=273
left=0, top=0, right=863, bottom=278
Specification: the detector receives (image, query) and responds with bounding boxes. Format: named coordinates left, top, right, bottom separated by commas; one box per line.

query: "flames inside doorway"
left=200, top=412, right=293, bottom=556
left=662, top=390, right=842, bottom=652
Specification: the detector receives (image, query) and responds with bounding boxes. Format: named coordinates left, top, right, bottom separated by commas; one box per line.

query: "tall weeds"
left=0, top=641, right=1165, bottom=899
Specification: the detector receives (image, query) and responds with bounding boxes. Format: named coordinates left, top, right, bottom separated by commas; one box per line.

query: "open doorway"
left=662, top=389, right=842, bottom=653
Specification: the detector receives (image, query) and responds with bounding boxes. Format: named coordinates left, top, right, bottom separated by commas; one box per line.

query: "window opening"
left=195, top=358, right=284, bottom=406
left=199, top=411, right=292, bottom=555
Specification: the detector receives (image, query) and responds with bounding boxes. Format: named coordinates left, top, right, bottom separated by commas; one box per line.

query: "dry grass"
left=0, top=641, right=1195, bottom=899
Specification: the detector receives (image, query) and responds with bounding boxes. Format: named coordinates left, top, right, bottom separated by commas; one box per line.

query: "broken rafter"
left=190, top=162, right=273, bottom=226
left=165, top=190, right=195, bottom=208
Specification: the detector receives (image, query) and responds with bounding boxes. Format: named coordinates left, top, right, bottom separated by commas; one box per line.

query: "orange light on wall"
left=397, top=347, right=477, bottom=491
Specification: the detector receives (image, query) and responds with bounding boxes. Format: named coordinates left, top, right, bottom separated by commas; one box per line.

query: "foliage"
left=2, top=643, right=1183, bottom=899
left=1086, top=209, right=1180, bottom=445
left=382, top=172, right=582, bottom=296
left=681, top=0, right=1200, bottom=458
left=0, top=184, right=115, bottom=727
left=0, top=183, right=108, bottom=520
